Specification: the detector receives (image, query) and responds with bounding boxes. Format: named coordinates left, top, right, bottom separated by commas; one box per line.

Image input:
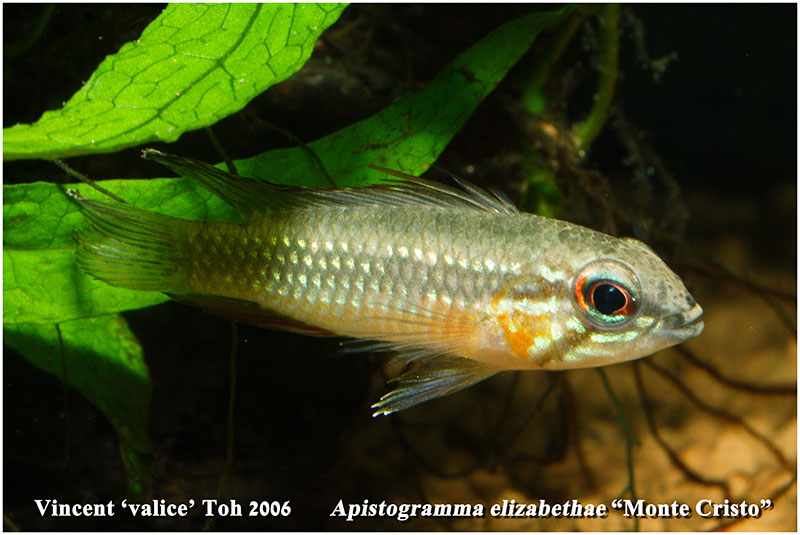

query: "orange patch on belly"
left=495, top=310, right=551, bottom=361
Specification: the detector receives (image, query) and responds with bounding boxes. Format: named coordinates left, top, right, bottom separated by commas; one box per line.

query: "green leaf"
left=234, top=7, right=570, bottom=186
left=3, top=3, right=347, bottom=161
left=4, top=7, right=569, bottom=326
left=4, top=314, right=152, bottom=492
left=3, top=6, right=570, bottom=495
left=3, top=178, right=238, bottom=326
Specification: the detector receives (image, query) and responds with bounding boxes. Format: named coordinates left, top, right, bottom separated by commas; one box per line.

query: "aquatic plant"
left=4, top=5, right=794, bottom=531
left=4, top=3, right=571, bottom=493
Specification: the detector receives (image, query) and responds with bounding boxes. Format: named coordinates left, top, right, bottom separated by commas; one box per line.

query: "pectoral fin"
left=371, top=355, right=499, bottom=416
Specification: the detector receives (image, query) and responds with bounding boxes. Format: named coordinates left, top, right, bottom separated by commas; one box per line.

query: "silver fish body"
left=72, top=150, right=703, bottom=414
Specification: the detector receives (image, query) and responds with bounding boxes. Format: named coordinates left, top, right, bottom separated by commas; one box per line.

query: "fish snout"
left=660, top=302, right=704, bottom=341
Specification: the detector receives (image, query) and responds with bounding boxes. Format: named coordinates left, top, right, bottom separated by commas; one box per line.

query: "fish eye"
left=573, top=260, right=640, bottom=326
left=587, top=281, right=633, bottom=316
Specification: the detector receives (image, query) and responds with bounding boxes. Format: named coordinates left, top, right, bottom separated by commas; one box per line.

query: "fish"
left=69, top=149, right=704, bottom=416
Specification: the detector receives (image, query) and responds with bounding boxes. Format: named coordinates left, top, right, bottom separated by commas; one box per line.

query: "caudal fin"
left=70, top=191, right=189, bottom=292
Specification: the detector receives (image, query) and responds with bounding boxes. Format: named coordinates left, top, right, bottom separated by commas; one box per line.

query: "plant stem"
left=521, top=9, right=582, bottom=115
left=575, top=4, right=620, bottom=150
left=4, top=4, right=54, bottom=59
left=598, top=367, right=638, bottom=531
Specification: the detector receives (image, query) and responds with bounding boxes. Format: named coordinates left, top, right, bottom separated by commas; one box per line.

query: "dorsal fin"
left=366, top=165, right=519, bottom=215
left=142, top=149, right=301, bottom=218
left=141, top=150, right=520, bottom=219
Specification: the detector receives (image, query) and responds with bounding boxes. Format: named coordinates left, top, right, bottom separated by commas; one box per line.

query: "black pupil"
left=592, top=283, right=626, bottom=315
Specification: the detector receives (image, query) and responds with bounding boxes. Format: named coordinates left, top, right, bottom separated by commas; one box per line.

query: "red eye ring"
left=574, top=273, right=591, bottom=311
left=573, top=260, right=641, bottom=325
left=574, top=275, right=635, bottom=318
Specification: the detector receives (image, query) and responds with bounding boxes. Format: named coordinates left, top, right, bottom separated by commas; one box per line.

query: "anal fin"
left=169, top=293, right=335, bottom=336
left=371, top=355, right=499, bottom=416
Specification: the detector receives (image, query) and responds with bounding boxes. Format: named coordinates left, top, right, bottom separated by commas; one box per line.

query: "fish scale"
left=70, top=150, right=704, bottom=415
left=216, top=209, right=512, bottom=336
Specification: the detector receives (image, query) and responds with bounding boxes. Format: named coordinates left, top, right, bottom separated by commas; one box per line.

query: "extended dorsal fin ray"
left=142, top=149, right=303, bottom=218
left=366, top=165, right=520, bottom=214
left=142, top=150, right=519, bottom=219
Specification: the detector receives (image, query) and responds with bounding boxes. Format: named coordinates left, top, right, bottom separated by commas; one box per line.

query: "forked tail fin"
left=69, top=190, right=189, bottom=292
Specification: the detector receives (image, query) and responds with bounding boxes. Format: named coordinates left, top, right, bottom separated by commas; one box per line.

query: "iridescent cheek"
left=635, top=315, right=655, bottom=329
left=589, top=330, right=639, bottom=344
left=559, top=325, right=635, bottom=364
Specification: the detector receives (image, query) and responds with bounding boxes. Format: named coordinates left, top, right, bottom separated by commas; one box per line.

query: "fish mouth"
left=659, top=303, right=704, bottom=341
